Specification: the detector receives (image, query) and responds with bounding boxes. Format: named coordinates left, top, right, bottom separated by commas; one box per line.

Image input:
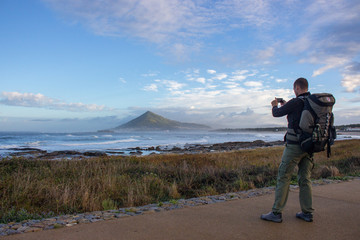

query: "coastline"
left=1, top=139, right=359, bottom=237
left=1, top=130, right=359, bottom=160
left=4, top=140, right=285, bottom=160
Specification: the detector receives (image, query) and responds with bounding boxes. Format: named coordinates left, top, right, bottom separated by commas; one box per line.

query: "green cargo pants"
left=272, top=144, right=314, bottom=214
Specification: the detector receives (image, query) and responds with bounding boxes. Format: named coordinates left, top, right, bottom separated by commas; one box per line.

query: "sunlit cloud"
left=341, top=62, right=360, bottom=92
left=311, top=56, right=349, bottom=77
left=0, top=92, right=108, bottom=112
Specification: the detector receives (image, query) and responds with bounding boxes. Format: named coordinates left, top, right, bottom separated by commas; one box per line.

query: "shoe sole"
left=296, top=215, right=313, bottom=222
left=261, top=216, right=282, bottom=223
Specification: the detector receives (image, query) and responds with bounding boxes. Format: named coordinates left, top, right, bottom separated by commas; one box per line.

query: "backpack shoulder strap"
left=303, top=94, right=318, bottom=122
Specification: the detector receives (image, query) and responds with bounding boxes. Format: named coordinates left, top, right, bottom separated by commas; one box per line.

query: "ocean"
left=0, top=130, right=357, bottom=157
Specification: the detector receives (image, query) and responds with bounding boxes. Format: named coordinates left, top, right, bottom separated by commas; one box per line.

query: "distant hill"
left=108, top=111, right=210, bottom=131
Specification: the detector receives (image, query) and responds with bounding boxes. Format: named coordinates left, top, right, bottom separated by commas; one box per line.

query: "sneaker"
left=261, top=211, right=282, bottom=223
left=296, top=212, right=313, bottom=222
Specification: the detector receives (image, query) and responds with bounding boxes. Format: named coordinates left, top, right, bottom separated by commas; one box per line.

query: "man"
left=261, top=77, right=314, bottom=223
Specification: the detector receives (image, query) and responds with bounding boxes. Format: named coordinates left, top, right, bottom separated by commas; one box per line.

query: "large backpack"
left=298, top=93, right=336, bottom=157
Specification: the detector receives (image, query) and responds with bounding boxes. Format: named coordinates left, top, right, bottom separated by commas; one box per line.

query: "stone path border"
left=1, top=177, right=358, bottom=237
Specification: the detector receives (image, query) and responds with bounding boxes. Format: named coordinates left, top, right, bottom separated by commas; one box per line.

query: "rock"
left=17, top=226, right=30, bottom=232
left=84, top=151, right=107, bottom=157
left=44, top=225, right=55, bottom=230
left=5, top=229, right=18, bottom=235
left=55, top=220, right=66, bottom=225
left=10, top=224, right=22, bottom=230
left=115, top=214, right=130, bottom=218
left=65, top=223, right=77, bottom=227
left=24, top=227, right=43, bottom=233
left=42, top=150, right=82, bottom=158
left=66, top=220, right=78, bottom=224
left=78, top=219, right=91, bottom=224
left=90, top=219, right=103, bottom=223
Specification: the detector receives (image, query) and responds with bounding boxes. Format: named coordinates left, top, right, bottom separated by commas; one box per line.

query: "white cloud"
left=311, top=56, right=349, bottom=77
left=143, top=84, right=158, bottom=92
left=276, top=78, right=288, bottom=83
left=244, top=81, right=263, bottom=88
left=0, top=92, right=107, bottom=112
left=290, top=0, right=360, bottom=77
left=286, top=36, right=312, bottom=54
left=213, top=73, right=228, bottom=81
left=118, top=77, right=127, bottom=83
left=232, top=70, right=249, bottom=75
left=43, top=0, right=295, bottom=60
left=44, top=0, right=221, bottom=53
left=162, top=80, right=186, bottom=91
left=144, top=80, right=185, bottom=92
left=219, top=0, right=277, bottom=27
left=44, top=0, right=360, bottom=67
left=229, top=75, right=247, bottom=81
left=141, top=72, right=159, bottom=77
left=207, top=69, right=216, bottom=74
left=342, top=74, right=360, bottom=92
left=256, top=47, right=275, bottom=60
left=229, top=70, right=250, bottom=81
left=223, top=82, right=239, bottom=89
left=196, top=77, right=206, bottom=84
left=341, top=62, right=360, bottom=92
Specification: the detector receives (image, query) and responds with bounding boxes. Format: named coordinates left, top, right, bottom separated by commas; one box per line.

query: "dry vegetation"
left=1, top=139, right=359, bottom=223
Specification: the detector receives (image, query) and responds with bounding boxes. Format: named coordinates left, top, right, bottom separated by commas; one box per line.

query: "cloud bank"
left=0, top=92, right=108, bottom=112
left=140, top=68, right=292, bottom=128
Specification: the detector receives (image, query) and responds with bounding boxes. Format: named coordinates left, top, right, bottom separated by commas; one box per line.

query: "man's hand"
left=271, top=98, right=278, bottom=107
left=271, top=98, right=287, bottom=107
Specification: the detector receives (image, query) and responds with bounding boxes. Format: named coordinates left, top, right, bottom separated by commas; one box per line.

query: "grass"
left=1, top=139, right=359, bottom=223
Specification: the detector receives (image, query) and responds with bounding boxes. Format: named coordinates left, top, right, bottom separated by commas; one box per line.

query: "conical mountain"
left=113, top=111, right=210, bottom=130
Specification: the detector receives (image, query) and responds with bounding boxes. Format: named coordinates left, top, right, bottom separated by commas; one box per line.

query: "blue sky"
left=1, top=0, right=360, bottom=132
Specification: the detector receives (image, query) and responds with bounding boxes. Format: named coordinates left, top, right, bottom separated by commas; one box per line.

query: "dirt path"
left=5, top=179, right=360, bottom=240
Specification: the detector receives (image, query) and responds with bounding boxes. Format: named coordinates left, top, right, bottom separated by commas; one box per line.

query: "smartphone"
left=276, top=98, right=284, bottom=103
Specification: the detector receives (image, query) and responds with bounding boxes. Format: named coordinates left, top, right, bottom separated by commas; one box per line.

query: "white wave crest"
left=61, top=138, right=138, bottom=146
left=0, top=144, right=19, bottom=149
left=26, top=141, right=42, bottom=146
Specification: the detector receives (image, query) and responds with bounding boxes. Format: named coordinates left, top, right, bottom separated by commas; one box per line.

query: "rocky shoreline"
left=0, top=177, right=358, bottom=237
left=5, top=140, right=284, bottom=159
